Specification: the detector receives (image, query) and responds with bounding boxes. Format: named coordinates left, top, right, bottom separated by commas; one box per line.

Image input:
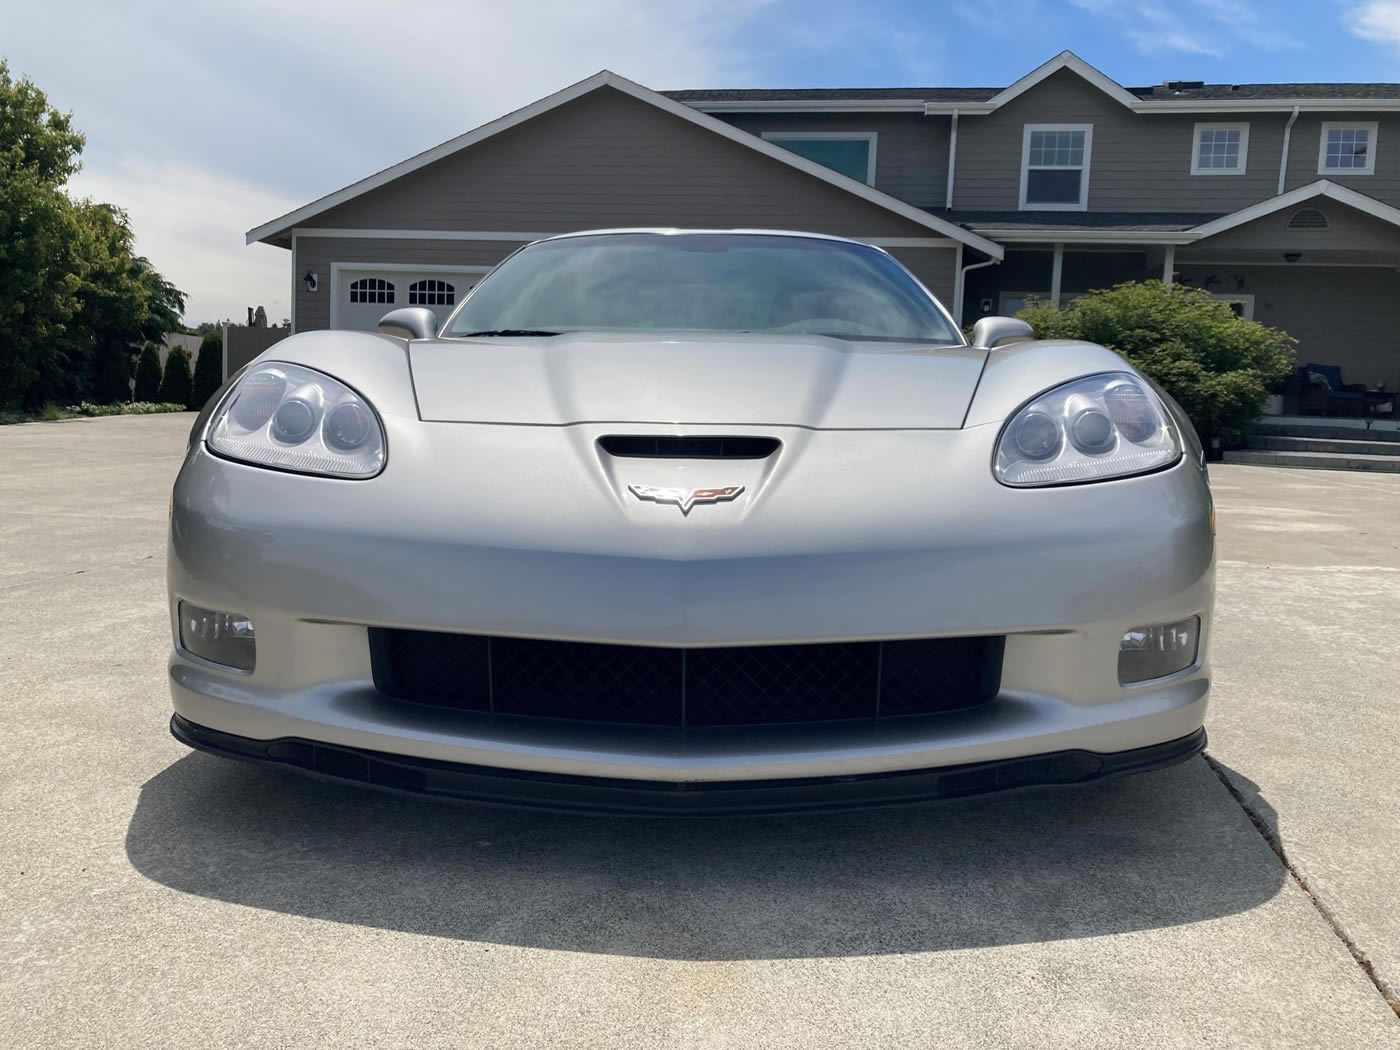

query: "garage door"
left=332, top=268, right=486, bottom=331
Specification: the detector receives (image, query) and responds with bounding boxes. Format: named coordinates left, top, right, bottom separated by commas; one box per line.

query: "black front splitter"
left=170, top=714, right=1206, bottom=817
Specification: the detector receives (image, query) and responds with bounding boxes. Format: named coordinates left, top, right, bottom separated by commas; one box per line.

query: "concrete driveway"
left=2, top=414, right=1398, bottom=1049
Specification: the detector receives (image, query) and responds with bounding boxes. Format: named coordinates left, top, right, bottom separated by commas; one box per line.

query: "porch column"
left=1050, top=242, right=1064, bottom=307
left=1163, top=244, right=1176, bottom=287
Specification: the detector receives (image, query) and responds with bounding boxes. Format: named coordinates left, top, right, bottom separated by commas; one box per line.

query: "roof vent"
left=1287, top=208, right=1329, bottom=231
left=1163, top=80, right=1206, bottom=91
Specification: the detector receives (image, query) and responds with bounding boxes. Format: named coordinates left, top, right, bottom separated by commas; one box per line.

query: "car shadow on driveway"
left=125, top=750, right=1283, bottom=961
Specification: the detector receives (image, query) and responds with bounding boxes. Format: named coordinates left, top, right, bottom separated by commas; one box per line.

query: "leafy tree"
left=191, top=331, right=224, bottom=408
left=133, top=342, right=162, bottom=401
left=0, top=60, right=85, bottom=408
left=0, top=60, right=186, bottom=409
left=1016, top=281, right=1296, bottom=443
left=157, top=346, right=193, bottom=408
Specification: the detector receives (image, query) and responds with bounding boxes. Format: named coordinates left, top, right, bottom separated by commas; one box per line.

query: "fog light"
left=1119, top=616, right=1199, bottom=684
left=179, top=601, right=255, bottom=671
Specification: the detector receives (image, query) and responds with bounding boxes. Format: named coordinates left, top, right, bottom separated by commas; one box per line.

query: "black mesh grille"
left=370, top=629, right=1001, bottom=727
left=598, top=435, right=780, bottom=459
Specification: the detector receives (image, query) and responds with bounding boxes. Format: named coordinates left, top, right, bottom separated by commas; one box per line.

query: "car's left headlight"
left=206, top=362, right=385, bottom=478
left=994, top=372, right=1181, bottom=487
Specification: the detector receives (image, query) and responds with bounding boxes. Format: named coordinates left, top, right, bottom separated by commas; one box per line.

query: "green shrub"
left=134, top=343, right=163, bottom=401
left=191, top=331, right=224, bottom=409
left=1016, top=280, right=1296, bottom=444
left=157, top=346, right=194, bottom=408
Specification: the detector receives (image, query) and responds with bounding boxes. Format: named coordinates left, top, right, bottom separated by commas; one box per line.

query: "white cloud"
left=1347, top=1, right=1400, bottom=47
left=3, top=0, right=784, bottom=325
left=1072, top=0, right=1297, bottom=56
left=69, top=159, right=301, bottom=326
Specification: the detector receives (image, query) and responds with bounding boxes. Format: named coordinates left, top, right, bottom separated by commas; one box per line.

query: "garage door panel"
left=333, top=268, right=484, bottom=331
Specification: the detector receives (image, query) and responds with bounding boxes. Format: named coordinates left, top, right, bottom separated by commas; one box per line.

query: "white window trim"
left=760, top=131, right=878, bottom=185
left=1208, top=292, right=1255, bottom=320
left=1019, top=123, right=1093, bottom=211
left=1317, top=121, right=1378, bottom=176
left=1191, top=122, right=1249, bottom=175
left=328, top=262, right=492, bottom=329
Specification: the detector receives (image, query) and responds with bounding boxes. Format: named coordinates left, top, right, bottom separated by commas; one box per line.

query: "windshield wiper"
left=455, top=328, right=560, bottom=337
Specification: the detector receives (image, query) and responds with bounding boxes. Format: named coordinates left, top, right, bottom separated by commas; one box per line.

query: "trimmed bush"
left=157, top=346, right=194, bottom=408
left=191, top=331, right=224, bottom=409
left=134, top=343, right=163, bottom=402
left=1015, top=280, right=1296, bottom=444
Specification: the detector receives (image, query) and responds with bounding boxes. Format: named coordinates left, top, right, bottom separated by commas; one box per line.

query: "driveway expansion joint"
left=1204, top=750, right=1400, bottom=1019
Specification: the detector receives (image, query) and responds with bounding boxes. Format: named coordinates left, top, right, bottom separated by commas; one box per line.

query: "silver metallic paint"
left=167, top=231, right=1214, bottom=787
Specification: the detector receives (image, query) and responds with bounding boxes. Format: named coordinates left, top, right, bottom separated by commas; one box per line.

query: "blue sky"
left=4, top=0, right=1400, bottom=323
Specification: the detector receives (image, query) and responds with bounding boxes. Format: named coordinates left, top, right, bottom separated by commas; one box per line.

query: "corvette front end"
left=168, top=230, right=1213, bottom=813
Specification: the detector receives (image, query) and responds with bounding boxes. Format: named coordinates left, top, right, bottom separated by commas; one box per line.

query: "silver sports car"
left=168, top=229, right=1213, bottom=814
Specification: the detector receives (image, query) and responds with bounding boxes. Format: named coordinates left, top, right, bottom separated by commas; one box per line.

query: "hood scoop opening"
left=598, top=435, right=780, bottom=459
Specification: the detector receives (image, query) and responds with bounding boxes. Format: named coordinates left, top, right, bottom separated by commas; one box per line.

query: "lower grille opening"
left=369, top=629, right=1003, bottom=728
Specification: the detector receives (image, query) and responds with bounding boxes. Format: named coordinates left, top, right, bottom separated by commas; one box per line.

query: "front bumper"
left=169, top=424, right=1214, bottom=793
left=171, top=715, right=1206, bottom=815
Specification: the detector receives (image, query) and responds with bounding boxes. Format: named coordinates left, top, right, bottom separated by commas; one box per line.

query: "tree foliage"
left=133, top=342, right=162, bottom=402
left=0, top=60, right=185, bottom=409
left=1015, top=281, right=1296, bottom=443
left=157, top=346, right=193, bottom=408
left=191, top=331, right=224, bottom=409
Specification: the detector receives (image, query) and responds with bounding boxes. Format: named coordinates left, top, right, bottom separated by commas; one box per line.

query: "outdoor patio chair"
left=1300, top=363, right=1367, bottom=417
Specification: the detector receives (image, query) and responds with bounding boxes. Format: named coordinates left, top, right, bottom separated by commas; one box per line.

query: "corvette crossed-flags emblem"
left=627, top=484, right=745, bottom=516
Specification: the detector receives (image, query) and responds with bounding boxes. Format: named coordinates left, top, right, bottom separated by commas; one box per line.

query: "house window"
left=760, top=132, right=877, bottom=184
left=349, top=278, right=394, bottom=304
left=409, top=279, right=455, bottom=306
left=1020, top=124, right=1092, bottom=210
left=1192, top=123, right=1248, bottom=175
left=1318, top=122, right=1377, bottom=175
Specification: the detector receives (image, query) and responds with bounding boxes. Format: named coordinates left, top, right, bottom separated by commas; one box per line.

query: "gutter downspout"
left=955, top=251, right=1000, bottom=326
left=1279, top=106, right=1300, bottom=195
left=945, top=109, right=959, bottom=210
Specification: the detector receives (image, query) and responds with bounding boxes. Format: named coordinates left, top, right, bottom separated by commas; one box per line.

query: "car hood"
left=409, top=332, right=988, bottom=430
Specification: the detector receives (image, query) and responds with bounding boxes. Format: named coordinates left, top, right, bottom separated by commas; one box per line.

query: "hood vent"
left=598, top=435, right=780, bottom=459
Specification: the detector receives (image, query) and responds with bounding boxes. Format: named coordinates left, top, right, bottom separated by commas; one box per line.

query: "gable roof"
left=671, top=51, right=1400, bottom=115
left=1191, top=180, right=1400, bottom=239
left=246, top=71, right=1002, bottom=257
left=978, top=51, right=1139, bottom=112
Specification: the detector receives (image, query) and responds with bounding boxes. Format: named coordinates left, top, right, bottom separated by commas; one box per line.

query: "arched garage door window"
left=409, top=279, right=455, bottom=306
left=349, top=278, right=395, bottom=304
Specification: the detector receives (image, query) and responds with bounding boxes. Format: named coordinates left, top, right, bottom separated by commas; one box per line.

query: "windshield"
left=444, top=233, right=962, bottom=344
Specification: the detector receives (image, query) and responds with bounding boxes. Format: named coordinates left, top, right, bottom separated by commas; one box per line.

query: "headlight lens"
left=207, top=362, right=385, bottom=478
left=994, top=373, right=1181, bottom=487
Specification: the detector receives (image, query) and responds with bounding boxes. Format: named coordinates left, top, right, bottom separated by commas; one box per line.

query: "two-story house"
left=247, top=52, right=1400, bottom=388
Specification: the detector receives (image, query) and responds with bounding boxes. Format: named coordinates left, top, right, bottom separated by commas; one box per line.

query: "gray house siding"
left=1282, top=113, right=1400, bottom=204
left=1191, top=199, right=1400, bottom=255
left=952, top=70, right=1289, bottom=213
left=718, top=112, right=951, bottom=209
left=294, top=238, right=520, bottom=331
left=1175, top=263, right=1400, bottom=387
left=882, top=246, right=957, bottom=305
left=301, top=87, right=953, bottom=239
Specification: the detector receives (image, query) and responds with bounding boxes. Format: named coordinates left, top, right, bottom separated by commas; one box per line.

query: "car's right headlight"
left=207, top=362, right=385, bottom=478
left=994, top=372, right=1181, bottom=487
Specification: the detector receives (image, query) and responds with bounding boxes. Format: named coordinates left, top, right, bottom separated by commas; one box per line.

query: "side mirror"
left=378, top=307, right=438, bottom=341
left=970, top=316, right=1034, bottom=349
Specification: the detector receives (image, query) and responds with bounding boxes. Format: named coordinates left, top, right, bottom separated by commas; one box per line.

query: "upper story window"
left=1192, top=122, right=1249, bottom=175
left=1020, top=124, right=1092, bottom=211
left=1318, top=122, right=1377, bottom=175
left=349, top=278, right=394, bottom=304
left=409, top=279, right=455, bottom=306
left=760, top=132, right=877, bottom=185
